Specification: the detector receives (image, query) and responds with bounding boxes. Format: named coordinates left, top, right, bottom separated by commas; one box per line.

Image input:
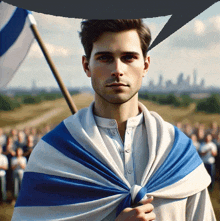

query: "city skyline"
left=145, top=68, right=211, bottom=92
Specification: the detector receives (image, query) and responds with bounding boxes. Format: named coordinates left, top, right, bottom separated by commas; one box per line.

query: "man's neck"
left=93, top=94, right=140, bottom=142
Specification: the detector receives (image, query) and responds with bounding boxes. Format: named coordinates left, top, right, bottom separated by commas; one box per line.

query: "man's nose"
left=111, top=60, right=124, bottom=77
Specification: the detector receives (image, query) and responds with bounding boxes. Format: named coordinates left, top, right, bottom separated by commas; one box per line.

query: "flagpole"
left=30, top=23, right=78, bottom=115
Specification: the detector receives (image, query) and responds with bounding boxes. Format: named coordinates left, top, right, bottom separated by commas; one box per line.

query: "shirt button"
left=109, top=120, right=115, bottom=126
left=125, top=148, right=130, bottom=153
left=127, top=169, right=133, bottom=174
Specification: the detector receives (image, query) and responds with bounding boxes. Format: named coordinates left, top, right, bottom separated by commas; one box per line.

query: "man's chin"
left=104, top=95, right=135, bottom=105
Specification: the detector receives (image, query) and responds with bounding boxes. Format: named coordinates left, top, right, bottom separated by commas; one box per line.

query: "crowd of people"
left=176, top=121, right=220, bottom=191
left=0, top=125, right=53, bottom=204
left=0, top=121, right=220, bottom=205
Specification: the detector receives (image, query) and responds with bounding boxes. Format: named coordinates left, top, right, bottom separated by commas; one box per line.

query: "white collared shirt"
left=94, top=112, right=148, bottom=187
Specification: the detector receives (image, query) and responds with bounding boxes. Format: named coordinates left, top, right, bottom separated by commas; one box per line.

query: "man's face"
left=16, top=148, right=23, bottom=157
left=82, top=30, right=150, bottom=104
left=206, top=134, right=212, bottom=143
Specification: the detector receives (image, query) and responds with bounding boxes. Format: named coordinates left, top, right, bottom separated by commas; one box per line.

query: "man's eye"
left=122, top=55, right=137, bottom=62
left=97, top=55, right=112, bottom=62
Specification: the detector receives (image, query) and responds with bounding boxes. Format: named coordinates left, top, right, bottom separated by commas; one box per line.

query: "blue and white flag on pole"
left=0, top=1, right=36, bottom=88
left=12, top=102, right=211, bottom=220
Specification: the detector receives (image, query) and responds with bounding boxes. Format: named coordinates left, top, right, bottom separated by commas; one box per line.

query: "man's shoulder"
left=0, top=154, right=7, bottom=161
left=21, top=156, right=27, bottom=162
left=210, top=141, right=217, bottom=148
left=11, top=156, right=17, bottom=161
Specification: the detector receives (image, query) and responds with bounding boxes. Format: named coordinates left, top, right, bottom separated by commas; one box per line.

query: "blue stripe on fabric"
left=134, top=126, right=202, bottom=204
left=0, top=7, right=28, bottom=56
left=116, top=194, right=132, bottom=217
left=42, top=122, right=128, bottom=191
left=15, top=172, right=127, bottom=207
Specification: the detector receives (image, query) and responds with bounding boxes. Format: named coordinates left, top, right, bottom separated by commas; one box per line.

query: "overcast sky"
left=7, top=2, right=220, bottom=89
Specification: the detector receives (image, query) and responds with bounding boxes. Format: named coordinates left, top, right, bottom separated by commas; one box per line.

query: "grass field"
left=0, top=93, right=94, bottom=131
left=0, top=93, right=220, bottom=219
left=1, top=93, right=220, bottom=131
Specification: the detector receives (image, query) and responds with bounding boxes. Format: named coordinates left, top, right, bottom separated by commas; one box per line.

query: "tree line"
left=0, top=90, right=79, bottom=111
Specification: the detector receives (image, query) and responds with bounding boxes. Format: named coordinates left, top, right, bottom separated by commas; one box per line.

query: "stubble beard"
left=94, top=86, right=139, bottom=105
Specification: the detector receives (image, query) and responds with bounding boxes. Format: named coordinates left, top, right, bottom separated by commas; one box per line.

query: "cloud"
left=209, top=16, right=220, bottom=30
left=28, top=42, right=83, bottom=58
left=169, top=15, right=220, bottom=49
left=194, top=20, right=206, bottom=35
left=33, top=12, right=82, bottom=32
left=29, top=12, right=84, bottom=58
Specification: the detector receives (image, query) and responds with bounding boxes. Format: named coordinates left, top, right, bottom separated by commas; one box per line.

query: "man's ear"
left=82, top=56, right=91, bottom=77
left=143, top=55, right=150, bottom=77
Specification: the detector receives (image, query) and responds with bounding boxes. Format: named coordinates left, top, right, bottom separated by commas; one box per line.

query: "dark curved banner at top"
left=3, top=0, right=219, bottom=50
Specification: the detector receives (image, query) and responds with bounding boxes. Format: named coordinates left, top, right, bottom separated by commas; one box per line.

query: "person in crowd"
left=183, top=123, right=193, bottom=137
left=2, top=136, right=16, bottom=192
left=11, top=147, right=27, bottom=204
left=192, top=122, right=200, bottom=134
left=22, top=135, right=35, bottom=161
left=213, top=133, right=220, bottom=173
left=176, top=121, right=183, bottom=131
left=190, top=133, right=200, bottom=151
left=208, top=121, right=219, bottom=140
left=199, top=133, right=218, bottom=191
left=10, top=129, right=18, bottom=143
left=197, top=127, right=206, bottom=143
left=14, top=130, right=27, bottom=150
left=30, top=127, right=38, bottom=146
left=34, top=128, right=44, bottom=146
left=0, top=128, right=6, bottom=147
left=23, top=127, right=31, bottom=138
left=0, top=145, right=8, bottom=202
left=44, top=125, right=51, bottom=134
left=2, top=136, right=16, bottom=156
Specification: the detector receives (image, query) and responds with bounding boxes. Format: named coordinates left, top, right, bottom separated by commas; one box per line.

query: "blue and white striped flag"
left=12, top=102, right=211, bottom=220
left=0, top=1, right=36, bottom=88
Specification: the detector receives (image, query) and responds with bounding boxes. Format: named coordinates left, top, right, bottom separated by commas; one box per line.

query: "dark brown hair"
left=79, top=19, right=151, bottom=60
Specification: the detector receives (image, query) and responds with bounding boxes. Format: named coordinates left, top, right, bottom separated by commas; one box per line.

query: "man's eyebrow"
left=94, top=51, right=140, bottom=56
left=123, top=52, right=140, bottom=56
left=94, top=52, right=112, bottom=56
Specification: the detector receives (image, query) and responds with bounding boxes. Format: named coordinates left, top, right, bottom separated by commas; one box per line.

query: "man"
left=3, top=136, right=16, bottom=192
left=14, top=130, right=27, bottom=150
left=199, top=133, right=218, bottom=191
left=12, top=19, right=216, bottom=220
left=0, top=128, right=6, bottom=147
left=11, top=147, right=27, bottom=205
left=0, top=145, right=8, bottom=202
left=22, top=135, right=35, bottom=161
left=190, top=133, right=200, bottom=151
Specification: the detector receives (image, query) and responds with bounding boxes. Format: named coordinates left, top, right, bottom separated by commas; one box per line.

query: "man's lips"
left=106, top=83, right=128, bottom=87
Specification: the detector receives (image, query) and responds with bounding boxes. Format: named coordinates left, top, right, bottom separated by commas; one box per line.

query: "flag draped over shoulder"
left=12, top=102, right=211, bottom=221
left=0, top=1, right=36, bottom=88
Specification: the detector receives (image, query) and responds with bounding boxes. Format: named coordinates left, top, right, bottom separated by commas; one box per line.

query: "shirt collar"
left=94, top=112, right=144, bottom=129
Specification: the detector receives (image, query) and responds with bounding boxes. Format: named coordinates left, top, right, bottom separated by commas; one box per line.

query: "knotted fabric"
left=12, top=102, right=210, bottom=221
